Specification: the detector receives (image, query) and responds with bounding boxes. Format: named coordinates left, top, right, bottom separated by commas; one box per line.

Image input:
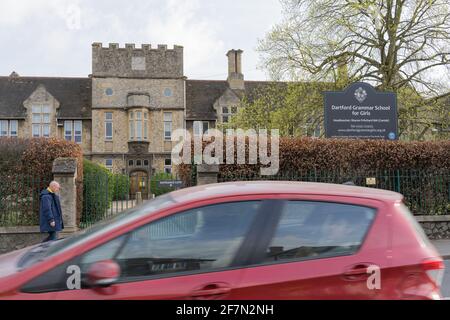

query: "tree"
left=259, top=0, right=449, bottom=91
left=253, top=0, right=450, bottom=140
left=225, top=82, right=335, bottom=137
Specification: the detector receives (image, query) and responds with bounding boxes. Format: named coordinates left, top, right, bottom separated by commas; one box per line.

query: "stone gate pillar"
left=197, top=164, right=219, bottom=185
left=52, top=158, right=78, bottom=236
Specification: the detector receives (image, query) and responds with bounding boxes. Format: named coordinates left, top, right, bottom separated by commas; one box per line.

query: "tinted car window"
left=42, top=193, right=176, bottom=260
left=114, top=201, right=261, bottom=279
left=264, top=201, right=376, bottom=262
left=21, top=201, right=261, bottom=293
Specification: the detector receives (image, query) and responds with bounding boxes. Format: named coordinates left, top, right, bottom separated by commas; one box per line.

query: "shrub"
left=0, top=137, right=83, bottom=226
left=178, top=138, right=449, bottom=215
left=82, top=159, right=112, bottom=226
left=150, top=172, right=177, bottom=197
left=179, top=138, right=450, bottom=182
left=110, top=173, right=130, bottom=201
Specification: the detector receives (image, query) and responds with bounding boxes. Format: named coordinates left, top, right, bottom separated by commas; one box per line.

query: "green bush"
left=110, top=173, right=130, bottom=201
left=151, top=172, right=177, bottom=197
left=82, top=159, right=112, bottom=226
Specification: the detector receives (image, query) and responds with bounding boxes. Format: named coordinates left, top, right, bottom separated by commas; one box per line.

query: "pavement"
left=431, top=240, right=450, bottom=260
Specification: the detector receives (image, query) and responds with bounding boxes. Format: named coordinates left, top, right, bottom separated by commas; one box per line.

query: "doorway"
left=130, top=171, right=149, bottom=200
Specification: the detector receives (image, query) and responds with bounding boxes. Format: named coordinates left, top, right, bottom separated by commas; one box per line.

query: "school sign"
left=324, top=82, right=398, bottom=140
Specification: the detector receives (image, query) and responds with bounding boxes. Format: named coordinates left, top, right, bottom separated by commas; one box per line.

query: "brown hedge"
left=0, top=137, right=83, bottom=225
left=178, top=138, right=450, bottom=183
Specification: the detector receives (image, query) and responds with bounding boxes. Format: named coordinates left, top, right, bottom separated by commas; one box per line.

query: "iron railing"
left=218, top=169, right=450, bottom=216
left=0, top=175, right=52, bottom=227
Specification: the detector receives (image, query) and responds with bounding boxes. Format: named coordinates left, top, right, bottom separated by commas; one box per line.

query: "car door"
left=47, top=200, right=265, bottom=300
left=234, top=197, right=390, bottom=300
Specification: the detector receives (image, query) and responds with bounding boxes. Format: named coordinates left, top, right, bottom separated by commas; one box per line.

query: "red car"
left=0, top=181, right=445, bottom=300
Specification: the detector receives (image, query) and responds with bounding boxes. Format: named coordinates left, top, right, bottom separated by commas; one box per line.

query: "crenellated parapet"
left=92, top=43, right=184, bottom=79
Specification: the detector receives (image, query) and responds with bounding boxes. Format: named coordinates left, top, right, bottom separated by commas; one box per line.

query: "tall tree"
left=251, top=0, right=450, bottom=140
left=259, top=0, right=450, bottom=93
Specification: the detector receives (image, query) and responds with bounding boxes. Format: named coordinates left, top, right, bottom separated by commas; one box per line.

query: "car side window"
left=21, top=201, right=261, bottom=293
left=264, top=201, right=376, bottom=263
left=114, top=201, right=261, bottom=280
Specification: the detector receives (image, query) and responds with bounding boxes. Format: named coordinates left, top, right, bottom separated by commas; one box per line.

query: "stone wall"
left=92, top=78, right=185, bottom=110
left=0, top=227, right=44, bottom=255
left=417, top=216, right=450, bottom=240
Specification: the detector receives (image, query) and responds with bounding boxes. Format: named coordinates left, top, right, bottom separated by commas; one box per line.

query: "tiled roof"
left=185, top=80, right=287, bottom=120
left=0, top=76, right=92, bottom=119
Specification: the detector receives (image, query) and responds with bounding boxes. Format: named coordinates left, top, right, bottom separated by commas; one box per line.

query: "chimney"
left=227, top=49, right=245, bottom=90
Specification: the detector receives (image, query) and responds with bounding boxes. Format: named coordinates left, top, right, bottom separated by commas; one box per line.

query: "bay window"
left=129, top=110, right=148, bottom=141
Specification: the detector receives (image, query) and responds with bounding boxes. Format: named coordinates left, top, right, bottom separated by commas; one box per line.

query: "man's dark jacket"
left=39, top=189, right=64, bottom=233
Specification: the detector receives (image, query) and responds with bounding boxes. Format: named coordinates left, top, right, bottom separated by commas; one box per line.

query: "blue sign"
left=324, top=82, right=398, bottom=140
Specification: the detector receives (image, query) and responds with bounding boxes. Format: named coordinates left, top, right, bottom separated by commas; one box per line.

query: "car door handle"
left=191, top=283, right=232, bottom=300
left=343, top=264, right=372, bottom=281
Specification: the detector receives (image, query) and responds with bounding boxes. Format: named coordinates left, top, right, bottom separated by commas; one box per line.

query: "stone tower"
left=89, top=43, right=185, bottom=188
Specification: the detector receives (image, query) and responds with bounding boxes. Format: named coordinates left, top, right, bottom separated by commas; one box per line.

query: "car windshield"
left=17, top=193, right=177, bottom=270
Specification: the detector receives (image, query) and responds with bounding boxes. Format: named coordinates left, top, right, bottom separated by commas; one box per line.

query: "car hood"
left=0, top=245, right=39, bottom=279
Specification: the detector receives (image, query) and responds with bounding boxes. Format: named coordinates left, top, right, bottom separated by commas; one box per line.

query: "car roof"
left=170, top=181, right=404, bottom=204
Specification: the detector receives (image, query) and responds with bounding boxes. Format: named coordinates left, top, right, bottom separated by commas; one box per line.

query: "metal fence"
left=0, top=175, right=52, bottom=227
left=81, top=174, right=183, bottom=229
left=218, top=169, right=450, bottom=216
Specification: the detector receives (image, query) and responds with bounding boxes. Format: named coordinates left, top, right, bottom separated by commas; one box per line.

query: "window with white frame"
left=32, top=105, right=51, bottom=138
left=221, top=106, right=238, bottom=123
left=0, top=120, right=18, bottom=137
left=193, top=121, right=209, bottom=136
left=105, top=112, right=113, bottom=141
left=164, top=158, right=172, bottom=174
left=105, top=159, right=113, bottom=172
left=64, top=121, right=82, bottom=144
left=164, top=112, right=172, bottom=141
left=129, top=110, right=148, bottom=141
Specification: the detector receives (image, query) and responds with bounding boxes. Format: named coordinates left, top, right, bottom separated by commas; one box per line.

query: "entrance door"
left=130, top=171, right=149, bottom=200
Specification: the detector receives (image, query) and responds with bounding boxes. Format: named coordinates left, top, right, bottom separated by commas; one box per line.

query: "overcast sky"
left=0, top=0, right=283, bottom=80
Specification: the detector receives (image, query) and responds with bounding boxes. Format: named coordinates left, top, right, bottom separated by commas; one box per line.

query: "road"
left=441, top=260, right=450, bottom=299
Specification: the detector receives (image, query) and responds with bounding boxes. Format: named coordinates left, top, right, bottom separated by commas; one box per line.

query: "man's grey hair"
left=49, top=181, right=60, bottom=189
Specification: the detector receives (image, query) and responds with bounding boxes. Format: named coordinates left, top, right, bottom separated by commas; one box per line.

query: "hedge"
left=82, top=160, right=132, bottom=226
left=179, top=138, right=450, bottom=181
left=178, top=138, right=449, bottom=215
left=0, top=137, right=83, bottom=226
left=111, top=173, right=131, bottom=201
left=151, top=172, right=177, bottom=197
left=82, top=159, right=112, bottom=226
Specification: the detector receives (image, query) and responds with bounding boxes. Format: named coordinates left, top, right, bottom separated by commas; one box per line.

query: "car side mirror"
left=87, top=260, right=121, bottom=288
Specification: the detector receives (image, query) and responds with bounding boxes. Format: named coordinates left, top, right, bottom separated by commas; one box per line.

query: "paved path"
left=432, top=240, right=450, bottom=260
left=432, top=241, right=450, bottom=299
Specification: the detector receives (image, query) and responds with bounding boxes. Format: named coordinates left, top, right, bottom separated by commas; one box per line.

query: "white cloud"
left=0, top=0, right=283, bottom=80
left=144, top=0, right=225, bottom=77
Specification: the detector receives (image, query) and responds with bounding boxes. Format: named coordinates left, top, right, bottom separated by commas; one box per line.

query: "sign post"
left=324, top=82, right=398, bottom=140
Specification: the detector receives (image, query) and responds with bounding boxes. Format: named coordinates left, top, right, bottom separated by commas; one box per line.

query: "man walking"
left=40, top=181, right=64, bottom=242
